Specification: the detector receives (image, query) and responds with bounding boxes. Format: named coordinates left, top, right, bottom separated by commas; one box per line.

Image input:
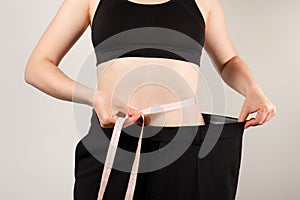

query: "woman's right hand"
left=93, top=90, right=142, bottom=128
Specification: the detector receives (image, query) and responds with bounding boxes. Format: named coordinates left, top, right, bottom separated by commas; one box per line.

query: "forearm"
left=24, top=58, right=95, bottom=107
left=220, top=56, right=261, bottom=97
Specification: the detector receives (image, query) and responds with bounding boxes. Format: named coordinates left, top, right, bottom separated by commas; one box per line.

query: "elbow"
left=24, top=56, right=43, bottom=86
left=24, top=51, right=58, bottom=87
left=24, top=64, right=32, bottom=84
left=24, top=59, right=36, bottom=85
left=219, top=55, right=240, bottom=75
left=24, top=61, right=33, bottom=85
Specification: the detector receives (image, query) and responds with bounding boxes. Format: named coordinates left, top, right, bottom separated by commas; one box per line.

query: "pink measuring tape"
left=97, top=97, right=196, bottom=200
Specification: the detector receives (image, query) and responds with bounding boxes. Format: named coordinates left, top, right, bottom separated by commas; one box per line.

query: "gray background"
left=1, top=0, right=299, bottom=199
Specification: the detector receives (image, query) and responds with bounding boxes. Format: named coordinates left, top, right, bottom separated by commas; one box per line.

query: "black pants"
left=74, top=109, right=246, bottom=200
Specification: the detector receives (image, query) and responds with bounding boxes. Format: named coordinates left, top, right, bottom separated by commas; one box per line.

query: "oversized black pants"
left=74, top=109, right=246, bottom=200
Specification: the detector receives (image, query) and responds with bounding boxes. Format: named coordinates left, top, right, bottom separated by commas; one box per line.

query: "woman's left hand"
left=238, top=86, right=276, bottom=129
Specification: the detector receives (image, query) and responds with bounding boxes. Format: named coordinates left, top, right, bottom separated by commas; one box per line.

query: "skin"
left=24, top=0, right=276, bottom=129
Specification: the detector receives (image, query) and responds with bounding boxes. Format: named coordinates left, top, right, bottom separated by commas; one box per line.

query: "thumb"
left=128, top=106, right=141, bottom=116
left=238, top=106, right=249, bottom=123
left=123, top=114, right=142, bottom=128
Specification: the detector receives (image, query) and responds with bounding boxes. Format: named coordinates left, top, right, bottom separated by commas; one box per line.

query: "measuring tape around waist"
left=97, top=97, right=196, bottom=200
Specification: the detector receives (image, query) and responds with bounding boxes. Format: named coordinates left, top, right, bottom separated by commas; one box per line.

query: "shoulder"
left=194, top=0, right=214, bottom=22
left=194, top=0, right=221, bottom=24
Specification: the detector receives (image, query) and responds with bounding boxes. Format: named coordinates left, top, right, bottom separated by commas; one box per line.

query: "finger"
left=261, top=105, right=276, bottom=124
left=95, top=110, right=116, bottom=128
left=100, top=120, right=116, bottom=128
left=128, top=106, right=141, bottom=116
left=245, top=118, right=256, bottom=129
left=134, top=114, right=152, bottom=126
left=261, top=111, right=271, bottom=124
left=124, top=114, right=142, bottom=128
left=238, top=106, right=249, bottom=122
left=238, top=111, right=248, bottom=123
left=102, top=115, right=116, bottom=128
left=268, top=105, right=277, bottom=119
left=245, top=109, right=267, bottom=128
left=273, top=105, right=277, bottom=116
left=255, top=109, right=268, bottom=125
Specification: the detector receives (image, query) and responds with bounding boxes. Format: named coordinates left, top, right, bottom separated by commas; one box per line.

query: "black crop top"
left=91, top=0, right=205, bottom=66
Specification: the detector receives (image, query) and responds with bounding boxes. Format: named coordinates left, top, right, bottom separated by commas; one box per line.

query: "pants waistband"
left=90, top=109, right=246, bottom=145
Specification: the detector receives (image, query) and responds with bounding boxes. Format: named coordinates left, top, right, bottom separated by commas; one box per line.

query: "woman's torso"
left=89, top=0, right=208, bottom=126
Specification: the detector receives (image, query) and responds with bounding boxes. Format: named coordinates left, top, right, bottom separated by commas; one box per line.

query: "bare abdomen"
left=96, top=57, right=205, bottom=126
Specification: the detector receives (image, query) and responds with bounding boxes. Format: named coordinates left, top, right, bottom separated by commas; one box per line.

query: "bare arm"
left=24, top=0, right=94, bottom=106
left=24, top=0, right=142, bottom=127
left=203, top=0, right=258, bottom=97
left=203, top=0, right=276, bottom=127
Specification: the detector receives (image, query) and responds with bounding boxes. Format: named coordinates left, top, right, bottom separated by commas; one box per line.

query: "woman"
left=24, top=0, right=276, bottom=199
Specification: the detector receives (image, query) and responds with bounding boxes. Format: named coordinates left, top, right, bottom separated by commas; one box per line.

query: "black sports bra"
left=91, top=0, right=205, bottom=66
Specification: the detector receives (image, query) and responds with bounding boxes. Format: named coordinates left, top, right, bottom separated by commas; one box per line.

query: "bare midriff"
left=96, top=57, right=205, bottom=127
